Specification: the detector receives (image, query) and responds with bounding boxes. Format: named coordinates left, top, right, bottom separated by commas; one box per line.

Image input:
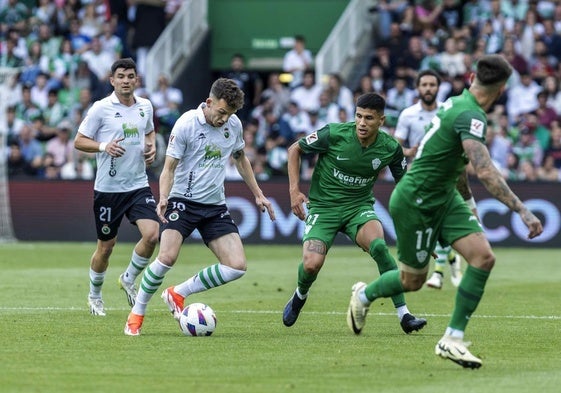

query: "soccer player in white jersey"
left=74, top=58, right=160, bottom=316
left=394, top=69, right=463, bottom=289
left=124, top=78, right=276, bottom=336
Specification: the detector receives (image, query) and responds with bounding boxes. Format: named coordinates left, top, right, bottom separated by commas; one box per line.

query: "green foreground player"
left=347, top=55, right=543, bottom=368
left=283, top=92, right=427, bottom=334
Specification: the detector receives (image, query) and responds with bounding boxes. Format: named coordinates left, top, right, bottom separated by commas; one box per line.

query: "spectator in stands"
left=544, top=120, right=561, bottom=169
left=36, top=22, right=62, bottom=60
left=486, top=122, right=512, bottom=172
left=535, top=90, right=557, bottom=128
left=67, top=17, right=92, bottom=55
left=385, top=76, right=415, bottom=125
left=15, top=123, right=43, bottom=176
left=440, top=37, right=466, bottom=78
left=0, top=37, right=24, bottom=67
left=2, top=105, right=24, bottom=145
left=150, top=72, right=183, bottom=135
left=19, top=40, right=47, bottom=87
left=81, top=35, right=115, bottom=84
left=369, top=44, right=395, bottom=83
left=541, top=74, right=561, bottom=115
left=220, top=53, right=262, bottom=123
left=35, top=0, right=57, bottom=26
left=77, top=2, right=103, bottom=39
left=261, top=72, right=291, bottom=118
left=290, top=70, right=321, bottom=113
left=317, top=89, right=340, bottom=126
left=506, top=70, right=542, bottom=124
left=512, top=125, right=543, bottom=169
left=368, top=64, right=387, bottom=94
left=282, top=35, right=313, bottom=89
left=71, top=88, right=94, bottom=126
left=537, top=154, right=560, bottom=182
left=529, top=39, right=556, bottom=84
left=523, top=111, right=550, bottom=151
left=327, top=73, right=354, bottom=121
left=30, top=72, right=50, bottom=110
left=501, top=35, right=528, bottom=75
left=0, top=73, right=22, bottom=110
left=370, top=0, right=411, bottom=41
left=45, top=119, right=75, bottom=169
left=50, top=38, right=79, bottom=90
left=108, top=0, right=132, bottom=58
left=0, top=0, right=31, bottom=36
left=99, top=20, right=123, bottom=60
left=281, top=101, right=311, bottom=140
left=15, top=84, right=42, bottom=124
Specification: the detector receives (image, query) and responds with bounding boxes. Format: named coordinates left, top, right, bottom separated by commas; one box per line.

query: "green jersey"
left=396, top=89, right=487, bottom=208
left=298, top=122, right=407, bottom=208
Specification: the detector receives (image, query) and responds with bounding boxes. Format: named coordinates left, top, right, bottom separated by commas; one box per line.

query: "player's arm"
left=144, top=130, right=156, bottom=165
left=157, top=155, right=179, bottom=223
left=74, top=132, right=125, bottom=157
left=463, top=138, right=543, bottom=239
left=387, top=144, right=407, bottom=183
left=287, top=141, right=308, bottom=220
left=456, top=169, right=478, bottom=216
left=233, top=149, right=276, bottom=221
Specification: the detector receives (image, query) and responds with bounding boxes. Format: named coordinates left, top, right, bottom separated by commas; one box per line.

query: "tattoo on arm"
left=456, top=170, right=472, bottom=200
left=305, top=239, right=327, bottom=255
left=232, top=150, right=243, bottom=160
left=464, top=139, right=523, bottom=211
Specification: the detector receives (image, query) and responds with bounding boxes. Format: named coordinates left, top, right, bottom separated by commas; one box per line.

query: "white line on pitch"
left=0, top=307, right=560, bottom=320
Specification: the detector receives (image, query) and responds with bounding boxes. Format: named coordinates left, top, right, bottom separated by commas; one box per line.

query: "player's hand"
left=256, top=196, right=276, bottom=221
left=156, top=198, right=168, bottom=224
left=144, top=142, right=156, bottom=165
left=290, top=190, right=308, bottom=221
left=106, top=137, right=126, bottom=157
left=520, top=209, right=543, bottom=239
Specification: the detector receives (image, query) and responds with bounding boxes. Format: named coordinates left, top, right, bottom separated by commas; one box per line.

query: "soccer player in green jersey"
left=282, top=92, right=427, bottom=334
left=347, top=55, right=543, bottom=368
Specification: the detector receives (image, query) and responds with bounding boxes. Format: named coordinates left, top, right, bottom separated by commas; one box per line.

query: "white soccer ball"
left=178, top=303, right=217, bottom=336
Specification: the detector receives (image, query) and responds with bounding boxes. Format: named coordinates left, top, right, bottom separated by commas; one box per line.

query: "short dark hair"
left=475, top=54, right=513, bottom=86
left=356, top=92, right=385, bottom=113
left=416, top=69, right=441, bottom=87
left=210, top=78, right=245, bottom=111
left=111, top=57, right=137, bottom=76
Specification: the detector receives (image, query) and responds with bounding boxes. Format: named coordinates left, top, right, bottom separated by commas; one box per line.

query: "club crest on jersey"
left=416, top=250, right=428, bottom=263
left=469, top=118, right=484, bottom=138
left=371, top=158, right=381, bottom=170
left=101, top=225, right=111, bottom=235
left=224, top=128, right=230, bottom=138
left=305, top=132, right=318, bottom=145
left=168, top=211, right=180, bottom=221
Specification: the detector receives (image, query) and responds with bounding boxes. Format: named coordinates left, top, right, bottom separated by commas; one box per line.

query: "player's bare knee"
left=401, top=275, right=425, bottom=291
left=475, top=250, right=495, bottom=270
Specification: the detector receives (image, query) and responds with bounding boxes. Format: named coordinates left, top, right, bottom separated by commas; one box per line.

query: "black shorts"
left=93, top=187, right=159, bottom=241
left=162, top=198, right=239, bottom=245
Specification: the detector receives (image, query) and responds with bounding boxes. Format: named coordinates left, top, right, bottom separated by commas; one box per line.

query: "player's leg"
left=88, top=237, right=116, bottom=316
left=434, top=198, right=490, bottom=368
left=283, top=208, right=336, bottom=327
left=125, top=228, right=182, bottom=336
left=283, top=239, right=327, bottom=327
left=351, top=218, right=426, bottom=334
left=426, top=242, right=447, bottom=289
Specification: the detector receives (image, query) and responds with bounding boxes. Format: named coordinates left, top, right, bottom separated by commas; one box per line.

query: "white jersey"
left=78, top=92, right=154, bottom=192
left=166, top=103, right=245, bottom=205
left=394, top=101, right=441, bottom=149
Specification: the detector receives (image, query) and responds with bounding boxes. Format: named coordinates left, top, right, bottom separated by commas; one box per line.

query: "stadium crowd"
left=3, top=0, right=561, bottom=183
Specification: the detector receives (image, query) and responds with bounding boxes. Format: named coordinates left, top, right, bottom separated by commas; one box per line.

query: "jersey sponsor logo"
left=122, top=124, right=140, bottom=139
left=469, top=119, right=484, bottom=138
left=332, top=168, right=374, bottom=186
left=305, top=132, right=318, bottom=145
left=371, top=158, right=381, bottom=170
left=204, top=144, right=222, bottom=160
left=336, top=155, right=350, bottom=161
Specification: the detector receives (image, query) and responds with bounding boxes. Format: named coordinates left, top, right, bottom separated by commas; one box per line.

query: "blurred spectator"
left=71, top=88, right=93, bottom=126
left=282, top=34, right=313, bottom=89
left=0, top=72, right=22, bottom=108
left=522, top=111, right=550, bottom=151
left=281, top=101, right=311, bottom=139
left=544, top=120, right=561, bottom=169
left=369, top=44, right=395, bottom=83
left=261, top=72, right=291, bottom=118
left=535, top=90, right=557, bottom=128
left=486, top=122, right=512, bottom=172
left=0, top=0, right=31, bottom=36
left=77, top=2, right=103, bottom=39
left=30, top=72, right=50, bottom=110
left=439, top=37, right=466, bottom=78
left=40, top=152, right=61, bottom=179
left=13, top=123, right=43, bottom=176
left=326, top=73, right=354, bottom=120
left=60, top=150, right=95, bottom=180
left=36, top=22, right=62, bottom=60
left=501, top=35, right=528, bottom=75
left=19, top=40, right=47, bottom=86
left=317, top=89, right=340, bottom=126
left=385, top=76, right=415, bottom=126
left=15, top=84, right=42, bottom=124
left=443, top=74, right=466, bottom=100
left=51, top=38, right=80, bottom=89
left=43, top=88, right=67, bottom=132
left=74, top=59, right=107, bottom=101
left=0, top=37, right=24, bottom=67
left=81, top=36, right=114, bottom=83
left=536, top=154, right=560, bottom=181
left=45, top=119, right=74, bottom=169
left=506, top=70, right=541, bottom=124
left=370, top=0, right=410, bottom=41
left=150, top=72, right=183, bottom=135
left=2, top=105, right=24, bottom=145
left=35, top=0, right=57, bottom=26
left=220, top=53, right=262, bottom=123
left=413, top=0, right=443, bottom=33
left=541, top=75, right=561, bottom=115
left=290, top=70, right=321, bottom=113
left=99, top=20, right=123, bottom=60
left=369, top=64, right=387, bottom=94
left=67, top=17, right=92, bottom=55
left=512, top=125, right=543, bottom=168
left=108, top=0, right=132, bottom=58
left=529, top=39, right=556, bottom=83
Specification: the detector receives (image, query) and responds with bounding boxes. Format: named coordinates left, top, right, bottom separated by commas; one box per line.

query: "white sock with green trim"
left=123, top=251, right=149, bottom=283
left=89, top=268, right=105, bottom=298
left=174, top=263, right=245, bottom=297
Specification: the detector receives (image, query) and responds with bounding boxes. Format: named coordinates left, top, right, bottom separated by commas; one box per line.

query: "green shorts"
left=389, top=189, right=483, bottom=269
left=302, top=203, right=381, bottom=249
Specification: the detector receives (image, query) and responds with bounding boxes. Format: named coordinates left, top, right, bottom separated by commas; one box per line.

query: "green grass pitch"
left=1, top=243, right=560, bottom=393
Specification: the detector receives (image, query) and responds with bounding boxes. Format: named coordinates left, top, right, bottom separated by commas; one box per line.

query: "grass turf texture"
left=1, top=243, right=560, bottom=393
